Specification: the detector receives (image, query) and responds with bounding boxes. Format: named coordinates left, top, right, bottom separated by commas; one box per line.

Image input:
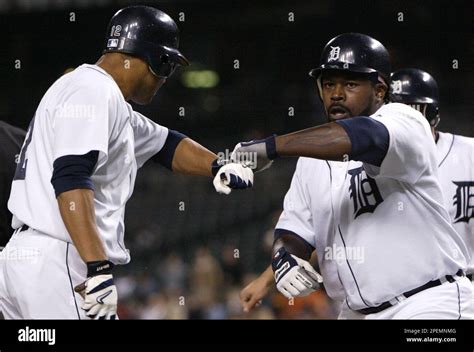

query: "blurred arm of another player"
left=239, top=266, right=273, bottom=312
left=240, top=251, right=320, bottom=311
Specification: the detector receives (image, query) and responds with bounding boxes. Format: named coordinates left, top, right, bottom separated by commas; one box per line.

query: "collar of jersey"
left=79, top=64, right=125, bottom=98
left=80, top=64, right=117, bottom=82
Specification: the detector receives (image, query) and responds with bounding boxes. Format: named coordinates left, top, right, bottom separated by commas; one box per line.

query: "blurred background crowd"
left=115, top=162, right=341, bottom=319
left=0, top=0, right=472, bottom=318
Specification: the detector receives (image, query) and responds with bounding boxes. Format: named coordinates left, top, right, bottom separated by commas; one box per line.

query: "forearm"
left=275, top=122, right=351, bottom=161
left=309, top=251, right=320, bottom=272
left=261, top=265, right=275, bottom=288
left=57, top=189, right=107, bottom=263
left=172, top=138, right=217, bottom=176
left=272, top=233, right=312, bottom=261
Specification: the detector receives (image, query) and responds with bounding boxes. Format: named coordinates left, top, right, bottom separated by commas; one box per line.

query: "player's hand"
left=239, top=274, right=272, bottom=312
left=212, top=161, right=254, bottom=195
left=272, top=247, right=323, bottom=298
left=231, top=135, right=278, bottom=173
left=74, top=260, right=118, bottom=320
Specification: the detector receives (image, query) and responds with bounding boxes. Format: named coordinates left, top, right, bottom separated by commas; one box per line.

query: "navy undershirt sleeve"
left=152, top=130, right=187, bottom=170
left=336, top=116, right=389, bottom=167
left=51, top=150, right=99, bottom=197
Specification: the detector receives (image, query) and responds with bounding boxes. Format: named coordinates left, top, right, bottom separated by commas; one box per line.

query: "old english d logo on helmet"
left=309, top=33, right=391, bottom=86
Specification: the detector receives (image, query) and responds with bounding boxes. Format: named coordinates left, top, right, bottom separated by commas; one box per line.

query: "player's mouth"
left=328, top=105, right=351, bottom=120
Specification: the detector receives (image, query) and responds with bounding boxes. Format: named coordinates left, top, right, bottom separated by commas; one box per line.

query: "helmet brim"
left=309, top=63, right=389, bottom=87
left=162, top=46, right=189, bottom=66
left=309, top=63, right=378, bottom=78
left=390, top=95, right=438, bottom=104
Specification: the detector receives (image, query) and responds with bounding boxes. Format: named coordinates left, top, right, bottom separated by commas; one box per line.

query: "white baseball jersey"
left=8, top=64, right=169, bottom=264
left=436, top=131, right=474, bottom=275
left=276, top=103, right=469, bottom=311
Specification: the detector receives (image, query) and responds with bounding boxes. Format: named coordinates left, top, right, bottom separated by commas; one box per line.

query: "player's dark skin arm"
left=275, top=122, right=352, bottom=160
left=171, top=137, right=217, bottom=177
left=272, top=232, right=313, bottom=261
left=57, top=189, right=107, bottom=263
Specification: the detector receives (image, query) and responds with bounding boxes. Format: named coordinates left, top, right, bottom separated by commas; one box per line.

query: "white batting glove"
left=75, top=260, right=118, bottom=320
left=212, top=161, right=254, bottom=195
left=272, top=247, right=323, bottom=298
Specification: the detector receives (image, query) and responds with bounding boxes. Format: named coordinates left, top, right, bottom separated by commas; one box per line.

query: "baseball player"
left=0, top=6, right=253, bottom=320
left=240, top=68, right=474, bottom=312
left=233, top=33, right=473, bottom=319
left=390, top=68, right=473, bottom=282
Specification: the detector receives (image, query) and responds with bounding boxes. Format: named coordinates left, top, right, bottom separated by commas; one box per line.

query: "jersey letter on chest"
left=452, top=181, right=474, bottom=223
left=348, top=166, right=384, bottom=218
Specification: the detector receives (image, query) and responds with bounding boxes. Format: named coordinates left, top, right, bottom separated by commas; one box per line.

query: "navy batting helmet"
left=390, top=68, right=440, bottom=127
left=309, top=33, right=391, bottom=87
left=103, top=6, right=189, bottom=78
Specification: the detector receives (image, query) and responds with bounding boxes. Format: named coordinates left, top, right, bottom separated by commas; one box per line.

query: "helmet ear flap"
left=426, top=104, right=440, bottom=128
left=430, top=116, right=440, bottom=128
left=407, top=103, right=440, bottom=127
left=149, top=53, right=178, bottom=78
left=160, top=54, right=170, bottom=64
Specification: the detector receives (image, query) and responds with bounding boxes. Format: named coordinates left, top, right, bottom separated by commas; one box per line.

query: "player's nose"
left=331, top=83, right=345, bottom=101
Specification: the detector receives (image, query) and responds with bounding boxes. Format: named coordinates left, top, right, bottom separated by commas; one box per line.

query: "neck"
left=374, top=100, right=385, bottom=112
left=95, top=55, right=133, bottom=100
left=364, top=101, right=384, bottom=117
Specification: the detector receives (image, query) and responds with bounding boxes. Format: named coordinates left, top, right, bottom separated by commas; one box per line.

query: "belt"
left=357, top=269, right=465, bottom=315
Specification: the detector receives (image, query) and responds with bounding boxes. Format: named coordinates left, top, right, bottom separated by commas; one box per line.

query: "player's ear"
left=374, top=83, right=387, bottom=102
